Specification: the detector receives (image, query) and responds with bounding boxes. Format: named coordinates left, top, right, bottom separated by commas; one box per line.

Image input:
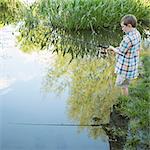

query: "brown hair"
left=121, top=14, right=137, bottom=27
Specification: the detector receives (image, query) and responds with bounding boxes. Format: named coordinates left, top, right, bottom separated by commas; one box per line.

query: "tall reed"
left=37, top=0, right=150, bottom=32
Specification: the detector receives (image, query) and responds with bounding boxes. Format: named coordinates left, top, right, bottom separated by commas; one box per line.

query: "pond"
left=0, top=26, right=113, bottom=150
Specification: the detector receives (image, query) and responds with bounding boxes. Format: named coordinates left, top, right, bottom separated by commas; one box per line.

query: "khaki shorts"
left=115, top=75, right=130, bottom=88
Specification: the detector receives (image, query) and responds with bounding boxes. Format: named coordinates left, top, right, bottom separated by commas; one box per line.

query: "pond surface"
left=0, top=26, right=109, bottom=150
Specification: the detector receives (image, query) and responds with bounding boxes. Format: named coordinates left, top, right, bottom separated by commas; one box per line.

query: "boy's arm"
left=108, top=46, right=117, bottom=52
left=107, top=45, right=121, bottom=55
left=108, top=36, right=132, bottom=55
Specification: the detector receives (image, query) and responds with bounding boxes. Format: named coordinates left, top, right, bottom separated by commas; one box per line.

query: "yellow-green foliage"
left=17, top=23, right=52, bottom=52
left=0, top=0, right=25, bottom=26
left=42, top=53, right=121, bottom=139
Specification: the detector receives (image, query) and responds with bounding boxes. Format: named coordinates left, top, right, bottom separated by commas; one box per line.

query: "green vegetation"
left=116, top=53, right=150, bottom=149
left=0, top=0, right=25, bottom=27
left=16, top=0, right=150, bottom=56
left=37, top=0, right=150, bottom=32
left=17, top=22, right=52, bottom=52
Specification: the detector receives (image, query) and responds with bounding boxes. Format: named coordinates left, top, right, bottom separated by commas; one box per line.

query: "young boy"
left=108, top=14, right=141, bottom=96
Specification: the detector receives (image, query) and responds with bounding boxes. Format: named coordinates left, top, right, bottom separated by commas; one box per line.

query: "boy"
left=108, top=14, right=141, bottom=96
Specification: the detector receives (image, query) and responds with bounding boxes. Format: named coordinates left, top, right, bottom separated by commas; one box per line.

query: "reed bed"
left=37, top=0, right=150, bottom=32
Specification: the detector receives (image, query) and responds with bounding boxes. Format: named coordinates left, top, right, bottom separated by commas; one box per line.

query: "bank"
left=115, top=51, right=150, bottom=150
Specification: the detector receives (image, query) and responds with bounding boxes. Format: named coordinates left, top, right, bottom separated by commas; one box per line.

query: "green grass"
left=117, top=53, right=150, bottom=149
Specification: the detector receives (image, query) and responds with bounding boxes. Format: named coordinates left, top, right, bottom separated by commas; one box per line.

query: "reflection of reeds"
left=0, top=0, right=25, bottom=26
left=66, top=56, right=121, bottom=138
left=142, top=30, right=150, bottom=49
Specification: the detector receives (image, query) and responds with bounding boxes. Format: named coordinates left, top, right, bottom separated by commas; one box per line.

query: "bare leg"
left=122, top=87, right=129, bottom=96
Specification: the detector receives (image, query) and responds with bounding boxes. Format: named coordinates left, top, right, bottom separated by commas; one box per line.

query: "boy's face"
left=121, top=22, right=132, bottom=33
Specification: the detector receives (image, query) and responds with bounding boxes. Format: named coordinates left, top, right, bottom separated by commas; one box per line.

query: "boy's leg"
left=115, top=75, right=130, bottom=96
left=122, top=87, right=129, bottom=96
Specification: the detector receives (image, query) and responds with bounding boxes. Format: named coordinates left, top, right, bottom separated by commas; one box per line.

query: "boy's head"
left=121, top=14, right=137, bottom=33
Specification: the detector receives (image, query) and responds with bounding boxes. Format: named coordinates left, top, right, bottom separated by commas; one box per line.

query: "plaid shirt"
left=115, top=28, right=141, bottom=79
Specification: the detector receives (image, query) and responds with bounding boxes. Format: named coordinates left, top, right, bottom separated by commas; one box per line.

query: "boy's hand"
left=107, top=45, right=114, bottom=50
left=107, top=45, right=116, bottom=52
left=106, top=45, right=116, bottom=55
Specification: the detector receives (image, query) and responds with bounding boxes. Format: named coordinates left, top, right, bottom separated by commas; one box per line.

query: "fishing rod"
left=58, top=34, right=109, bottom=49
left=9, top=122, right=103, bottom=127
left=51, top=30, right=110, bottom=49
left=52, top=32, right=111, bottom=59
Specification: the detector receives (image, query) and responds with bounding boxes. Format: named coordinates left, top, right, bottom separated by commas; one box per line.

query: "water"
left=0, top=26, right=109, bottom=150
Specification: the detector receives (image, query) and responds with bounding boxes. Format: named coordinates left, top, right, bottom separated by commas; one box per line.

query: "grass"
left=116, top=52, right=150, bottom=149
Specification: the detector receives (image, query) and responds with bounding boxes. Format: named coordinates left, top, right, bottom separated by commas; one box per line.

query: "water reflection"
left=43, top=53, right=121, bottom=141
left=0, top=26, right=109, bottom=150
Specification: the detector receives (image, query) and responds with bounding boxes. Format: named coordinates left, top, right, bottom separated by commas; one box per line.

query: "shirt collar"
left=126, top=28, right=136, bottom=35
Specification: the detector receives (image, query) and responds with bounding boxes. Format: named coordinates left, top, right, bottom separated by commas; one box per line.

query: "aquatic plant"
left=16, top=0, right=150, bottom=57
left=0, top=0, right=25, bottom=27
left=37, top=0, right=150, bottom=32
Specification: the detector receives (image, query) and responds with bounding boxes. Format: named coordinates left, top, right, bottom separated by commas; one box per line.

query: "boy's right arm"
left=108, top=45, right=117, bottom=52
left=107, top=45, right=118, bottom=53
left=107, top=35, right=132, bottom=55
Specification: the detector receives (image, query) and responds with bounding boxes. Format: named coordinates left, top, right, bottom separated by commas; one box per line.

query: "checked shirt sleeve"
left=114, top=35, right=132, bottom=55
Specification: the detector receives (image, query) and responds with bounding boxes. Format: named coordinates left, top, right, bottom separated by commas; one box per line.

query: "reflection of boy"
left=108, top=14, right=141, bottom=96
